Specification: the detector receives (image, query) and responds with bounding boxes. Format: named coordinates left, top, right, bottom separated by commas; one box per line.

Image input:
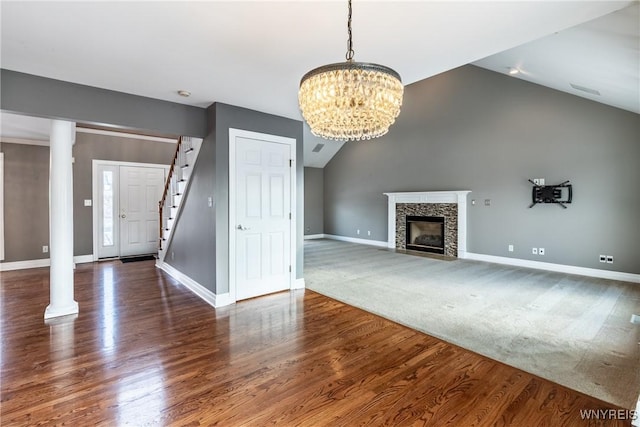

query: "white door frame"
left=228, top=128, right=297, bottom=303
left=92, top=160, right=169, bottom=260
left=0, top=152, right=4, bottom=261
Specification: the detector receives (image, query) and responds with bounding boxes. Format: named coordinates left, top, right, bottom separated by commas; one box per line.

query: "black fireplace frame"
left=405, top=216, right=445, bottom=254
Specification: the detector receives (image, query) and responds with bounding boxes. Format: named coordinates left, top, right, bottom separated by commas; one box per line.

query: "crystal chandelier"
left=298, top=0, right=403, bottom=141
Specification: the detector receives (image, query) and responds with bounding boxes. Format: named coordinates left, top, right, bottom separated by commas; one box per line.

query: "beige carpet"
left=304, top=239, right=640, bottom=409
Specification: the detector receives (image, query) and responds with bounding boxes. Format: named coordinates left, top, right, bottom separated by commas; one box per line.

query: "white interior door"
left=232, top=132, right=293, bottom=301
left=119, top=166, right=165, bottom=257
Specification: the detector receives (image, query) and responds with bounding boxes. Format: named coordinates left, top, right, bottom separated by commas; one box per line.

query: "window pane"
left=103, top=171, right=114, bottom=247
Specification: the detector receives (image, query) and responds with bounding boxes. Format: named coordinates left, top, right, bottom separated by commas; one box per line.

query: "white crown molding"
left=0, top=137, right=49, bottom=146
left=76, top=127, right=178, bottom=143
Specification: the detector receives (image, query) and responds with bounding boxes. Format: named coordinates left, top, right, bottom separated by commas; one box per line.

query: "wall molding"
left=293, top=278, right=306, bottom=289
left=0, top=255, right=94, bottom=271
left=464, top=252, right=640, bottom=284
left=156, top=261, right=234, bottom=308
left=77, top=127, right=178, bottom=143
left=0, top=137, right=49, bottom=146
left=0, top=258, right=50, bottom=271
left=304, top=234, right=326, bottom=240
left=324, top=234, right=388, bottom=248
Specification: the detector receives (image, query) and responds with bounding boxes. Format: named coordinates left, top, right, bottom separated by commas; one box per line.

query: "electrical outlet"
left=606, top=255, right=613, bottom=264
left=599, top=255, right=606, bottom=263
left=532, top=248, right=538, bottom=255
left=42, top=245, right=48, bottom=253
left=508, top=244, right=514, bottom=252
left=539, top=248, right=545, bottom=255
left=171, top=251, right=175, bottom=260
left=367, top=231, right=371, bottom=236
left=357, top=229, right=360, bottom=235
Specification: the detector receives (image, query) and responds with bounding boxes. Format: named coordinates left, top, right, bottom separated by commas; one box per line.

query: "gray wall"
left=167, top=103, right=304, bottom=295
left=324, top=65, right=640, bottom=274
left=304, top=167, right=324, bottom=235
left=1, top=135, right=174, bottom=262
left=1, top=143, right=50, bottom=262
left=1, top=69, right=207, bottom=138
left=73, top=132, right=175, bottom=255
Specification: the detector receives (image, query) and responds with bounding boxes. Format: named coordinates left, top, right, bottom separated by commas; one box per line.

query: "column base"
left=44, top=301, right=79, bottom=320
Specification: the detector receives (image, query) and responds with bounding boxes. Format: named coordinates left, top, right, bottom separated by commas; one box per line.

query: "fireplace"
left=385, top=191, right=471, bottom=258
left=406, top=216, right=445, bottom=254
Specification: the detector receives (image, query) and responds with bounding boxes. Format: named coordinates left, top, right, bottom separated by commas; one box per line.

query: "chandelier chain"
left=346, top=0, right=354, bottom=61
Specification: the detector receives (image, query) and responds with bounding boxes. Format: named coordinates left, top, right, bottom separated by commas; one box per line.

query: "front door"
left=96, top=162, right=166, bottom=259
left=119, top=166, right=165, bottom=257
left=231, top=130, right=294, bottom=301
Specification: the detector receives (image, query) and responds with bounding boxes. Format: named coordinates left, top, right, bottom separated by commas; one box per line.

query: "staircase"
left=158, top=136, right=202, bottom=261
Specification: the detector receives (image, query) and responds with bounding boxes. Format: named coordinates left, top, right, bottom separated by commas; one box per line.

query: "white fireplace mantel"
left=384, top=191, right=471, bottom=257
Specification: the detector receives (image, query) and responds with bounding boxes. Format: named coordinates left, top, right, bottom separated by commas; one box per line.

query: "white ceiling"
left=1, top=1, right=637, bottom=167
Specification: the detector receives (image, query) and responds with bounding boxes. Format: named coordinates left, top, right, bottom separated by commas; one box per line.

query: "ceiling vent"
left=570, top=83, right=600, bottom=96
left=312, top=143, right=325, bottom=153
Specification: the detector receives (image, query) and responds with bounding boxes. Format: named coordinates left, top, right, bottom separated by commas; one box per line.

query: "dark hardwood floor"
left=0, top=260, right=632, bottom=426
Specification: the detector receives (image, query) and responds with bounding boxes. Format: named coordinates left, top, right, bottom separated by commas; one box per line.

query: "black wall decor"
left=528, top=179, right=572, bottom=209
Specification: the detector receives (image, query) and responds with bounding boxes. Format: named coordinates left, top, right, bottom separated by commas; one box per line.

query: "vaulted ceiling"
left=1, top=1, right=637, bottom=167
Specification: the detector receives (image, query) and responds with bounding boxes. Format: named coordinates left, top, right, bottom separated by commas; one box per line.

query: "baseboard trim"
left=293, top=278, right=306, bottom=289
left=0, top=254, right=94, bottom=271
left=0, top=259, right=50, bottom=271
left=324, top=234, right=388, bottom=248
left=156, top=261, right=233, bottom=308
left=74, top=255, right=94, bottom=264
left=304, top=234, right=326, bottom=240
left=464, top=252, right=640, bottom=283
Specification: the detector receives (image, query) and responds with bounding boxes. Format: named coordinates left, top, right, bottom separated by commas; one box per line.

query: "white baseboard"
left=156, top=261, right=234, bottom=308
left=74, top=255, right=94, bottom=264
left=0, top=254, right=94, bottom=271
left=324, top=234, right=388, bottom=248
left=0, top=259, right=50, bottom=271
left=464, top=252, right=640, bottom=284
left=293, top=278, right=306, bottom=289
left=304, top=234, right=326, bottom=240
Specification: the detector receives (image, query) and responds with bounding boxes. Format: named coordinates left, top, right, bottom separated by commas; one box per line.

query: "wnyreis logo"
left=580, top=409, right=638, bottom=420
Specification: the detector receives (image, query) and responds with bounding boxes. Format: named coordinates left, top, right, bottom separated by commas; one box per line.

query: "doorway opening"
left=92, top=160, right=169, bottom=260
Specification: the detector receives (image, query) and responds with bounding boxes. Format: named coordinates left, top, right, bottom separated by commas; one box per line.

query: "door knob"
left=121, top=214, right=126, bottom=218
left=236, top=224, right=250, bottom=230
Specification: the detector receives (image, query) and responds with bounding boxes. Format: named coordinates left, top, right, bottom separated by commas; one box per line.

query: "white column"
left=45, top=120, right=78, bottom=319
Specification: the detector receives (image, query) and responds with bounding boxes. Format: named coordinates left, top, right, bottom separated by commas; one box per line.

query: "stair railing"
left=159, top=136, right=183, bottom=249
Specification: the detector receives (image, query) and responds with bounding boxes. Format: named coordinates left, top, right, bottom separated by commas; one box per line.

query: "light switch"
left=84, top=199, right=92, bottom=207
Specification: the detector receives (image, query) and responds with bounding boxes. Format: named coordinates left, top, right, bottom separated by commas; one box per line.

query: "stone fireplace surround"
left=384, top=191, right=471, bottom=258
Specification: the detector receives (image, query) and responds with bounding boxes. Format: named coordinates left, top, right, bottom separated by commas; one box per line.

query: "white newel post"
left=45, top=120, right=78, bottom=319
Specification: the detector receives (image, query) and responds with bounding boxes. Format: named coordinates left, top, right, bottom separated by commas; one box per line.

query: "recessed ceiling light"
left=177, top=90, right=191, bottom=97
left=508, top=68, right=520, bottom=75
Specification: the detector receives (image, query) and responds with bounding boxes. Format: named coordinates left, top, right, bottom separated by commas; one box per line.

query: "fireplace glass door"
left=406, top=216, right=445, bottom=254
